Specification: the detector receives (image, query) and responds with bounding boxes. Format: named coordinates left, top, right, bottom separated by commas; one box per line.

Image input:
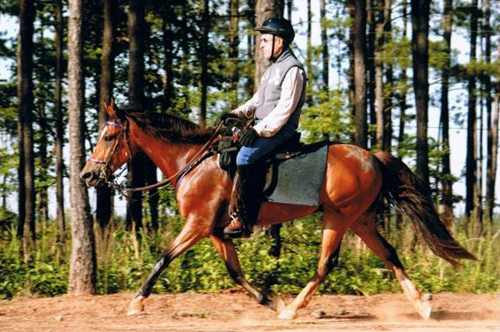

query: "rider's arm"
left=253, top=66, right=305, bottom=138
left=231, top=92, right=259, bottom=120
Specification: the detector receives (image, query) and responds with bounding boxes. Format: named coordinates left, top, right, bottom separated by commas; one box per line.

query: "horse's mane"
left=123, top=109, right=214, bottom=144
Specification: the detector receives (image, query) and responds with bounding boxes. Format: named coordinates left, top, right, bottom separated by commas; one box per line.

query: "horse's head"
left=80, top=101, right=132, bottom=187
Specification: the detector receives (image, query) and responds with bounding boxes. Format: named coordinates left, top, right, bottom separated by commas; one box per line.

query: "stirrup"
left=223, top=215, right=251, bottom=239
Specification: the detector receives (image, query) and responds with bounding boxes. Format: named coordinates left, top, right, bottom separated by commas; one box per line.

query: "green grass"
left=0, top=212, right=498, bottom=299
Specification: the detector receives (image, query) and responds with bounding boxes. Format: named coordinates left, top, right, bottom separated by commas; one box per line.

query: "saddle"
left=217, top=118, right=302, bottom=177
left=217, top=118, right=329, bottom=206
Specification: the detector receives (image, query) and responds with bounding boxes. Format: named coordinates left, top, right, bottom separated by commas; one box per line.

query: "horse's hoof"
left=127, top=296, right=146, bottom=316
left=278, top=308, right=297, bottom=320
left=415, top=297, right=432, bottom=321
left=271, top=296, right=286, bottom=314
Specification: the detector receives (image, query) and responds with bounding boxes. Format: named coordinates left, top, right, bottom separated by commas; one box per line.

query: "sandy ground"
left=0, top=291, right=498, bottom=332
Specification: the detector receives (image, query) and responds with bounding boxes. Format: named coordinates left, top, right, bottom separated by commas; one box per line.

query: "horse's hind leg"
left=278, top=210, right=347, bottom=319
left=351, top=215, right=432, bottom=320
left=210, top=233, right=285, bottom=313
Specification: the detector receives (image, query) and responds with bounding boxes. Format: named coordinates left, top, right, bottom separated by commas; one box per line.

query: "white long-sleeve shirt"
left=231, top=66, right=305, bottom=138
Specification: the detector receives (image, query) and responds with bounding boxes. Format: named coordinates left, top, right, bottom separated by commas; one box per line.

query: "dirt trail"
left=0, top=292, right=498, bottom=332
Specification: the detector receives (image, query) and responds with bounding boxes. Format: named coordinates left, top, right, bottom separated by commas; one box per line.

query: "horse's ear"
left=106, top=99, right=118, bottom=118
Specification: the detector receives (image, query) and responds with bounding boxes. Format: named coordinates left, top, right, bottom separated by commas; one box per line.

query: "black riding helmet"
left=255, top=18, right=295, bottom=45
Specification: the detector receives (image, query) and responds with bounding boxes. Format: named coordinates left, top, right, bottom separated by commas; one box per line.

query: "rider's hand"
left=239, top=128, right=259, bottom=147
left=219, top=112, right=238, bottom=123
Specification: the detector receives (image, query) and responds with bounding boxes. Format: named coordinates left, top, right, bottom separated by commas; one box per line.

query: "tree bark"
left=229, top=0, right=239, bottom=110
left=319, top=0, right=329, bottom=98
left=488, top=95, right=500, bottom=222
left=306, top=0, right=312, bottom=106
left=254, top=0, right=284, bottom=91
left=127, top=0, right=147, bottom=235
left=382, top=0, right=392, bottom=152
left=17, top=0, right=36, bottom=252
left=397, top=0, right=408, bottom=158
left=161, top=6, right=174, bottom=112
left=465, top=0, right=480, bottom=233
left=375, top=0, right=384, bottom=149
left=38, top=100, right=50, bottom=224
left=347, top=0, right=367, bottom=148
left=97, top=0, right=116, bottom=232
left=367, top=0, right=376, bottom=148
left=411, top=0, right=430, bottom=185
left=348, top=17, right=355, bottom=143
left=440, top=0, right=453, bottom=221
left=68, top=0, right=97, bottom=295
left=287, top=0, right=292, bottom=21
left=200, top=0, right=210, bottom=125
left=128, top=0, right=145, bottom=109
left=54, top=0, right=66, bottom=247
left=485, top=0, right=497, bottom=221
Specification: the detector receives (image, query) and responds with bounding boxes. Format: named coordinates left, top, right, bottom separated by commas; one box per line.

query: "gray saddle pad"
left=264, top=141, right=329, bottom=206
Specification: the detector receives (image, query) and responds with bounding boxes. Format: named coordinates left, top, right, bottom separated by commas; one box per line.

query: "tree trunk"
left=488, top=95, right=500, bottom=223
left=440, top=0, right=453, bottom=221
left=347, top=0, right=367, bottom=148
left=367, top=0, right=376, bottom=148
left=38, top=100, right=49, bottom=224
left=54, top=0, right=66, bottom=247
left=382, top=0, right=392, bottom=152
left=485, top=0, right=497, bottom=221
left=128, top=0, right=145, bottom=109
left=374, top=0, right=384, bottom=150
left=465, top=0, right=480, bottom=234
left=287, top=0, right=292, bottom=21
left=127, top=0, right=147, bottom=235
left=397, top=0, right=408, bottom=158
left=229, top=0, right=239, bottom=110
left=348, top=19, right=355, bottom=143
left=162, top=9, right=174, bottom=112
left=319, top=0, right=329, bottom=98
left=306, top=0, right=313, bottom=106
left=17, top=0, right=36, bottom=253
left=254, top=0, right=284, bottom=91
left=145, top=157, right=159, bottom=233
left=246, top=0, right=255, bottom=96
left=200, top=0, right=210, bottom=125
left=68, top=0, right=97, bottom=295
left=411, top=0, right=430, bottom=185
left=97, top=0, right=116, bottom=232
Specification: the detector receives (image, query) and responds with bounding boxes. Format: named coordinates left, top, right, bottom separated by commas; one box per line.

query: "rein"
left=107, top=120, right=224, bottom=194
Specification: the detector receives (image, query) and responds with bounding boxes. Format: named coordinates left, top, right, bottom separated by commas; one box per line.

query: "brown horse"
left=81, top=103, right=475, bottom=320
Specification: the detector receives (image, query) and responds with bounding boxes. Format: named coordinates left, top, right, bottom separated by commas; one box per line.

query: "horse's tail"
left=373, top=151, right=477, bottom=267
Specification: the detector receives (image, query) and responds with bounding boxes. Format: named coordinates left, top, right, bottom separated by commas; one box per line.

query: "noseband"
left=88, top=120, right=132, bottom=184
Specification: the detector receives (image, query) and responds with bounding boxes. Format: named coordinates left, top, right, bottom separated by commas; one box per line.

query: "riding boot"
left=224, top=164, right=265, bottom=239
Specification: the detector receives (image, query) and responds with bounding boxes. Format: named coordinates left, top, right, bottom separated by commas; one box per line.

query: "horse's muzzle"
left=80, top=170, right=104, bottom=187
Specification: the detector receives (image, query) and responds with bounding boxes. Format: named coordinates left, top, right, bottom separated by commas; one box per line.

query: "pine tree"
left=68, top=0, right=97, bottom=295
left=17, top=0, right=37, bottom=255
left=411, top=0, right=430, bottom=186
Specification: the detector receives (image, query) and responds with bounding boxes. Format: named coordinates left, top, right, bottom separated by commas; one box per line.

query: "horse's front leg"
left=210, top=232, right=285, bottom=313
left=127, top=223, right=206, bottom=316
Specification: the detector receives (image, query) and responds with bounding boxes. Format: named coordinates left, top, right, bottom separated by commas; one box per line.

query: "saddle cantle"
left=216, top=119, right=329, bottom=206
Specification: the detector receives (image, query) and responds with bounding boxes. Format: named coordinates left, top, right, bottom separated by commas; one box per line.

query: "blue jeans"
left=236, top=122, right=297, bottom=166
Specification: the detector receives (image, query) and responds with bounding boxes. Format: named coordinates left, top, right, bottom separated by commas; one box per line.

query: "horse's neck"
left=131, top=123, right=200, bottom=181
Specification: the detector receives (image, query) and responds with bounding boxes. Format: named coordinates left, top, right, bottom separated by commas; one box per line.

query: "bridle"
left=87, top=120, right=132, bottom=189
left=86, top=118, right=225, bottom=195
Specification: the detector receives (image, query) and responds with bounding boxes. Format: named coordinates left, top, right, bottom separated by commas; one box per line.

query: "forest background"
left=0, top=0, right=499, bottom=298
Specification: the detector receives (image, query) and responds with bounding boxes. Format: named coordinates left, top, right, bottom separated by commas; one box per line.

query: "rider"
left=223, top=17, right=307, bottom=238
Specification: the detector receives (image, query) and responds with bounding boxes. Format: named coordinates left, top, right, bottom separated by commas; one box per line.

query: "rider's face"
left=260, top=34, right=284, bottom=60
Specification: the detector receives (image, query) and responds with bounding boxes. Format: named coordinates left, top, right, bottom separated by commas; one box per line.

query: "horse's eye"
left=104, top=135, right=115, bottom=142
